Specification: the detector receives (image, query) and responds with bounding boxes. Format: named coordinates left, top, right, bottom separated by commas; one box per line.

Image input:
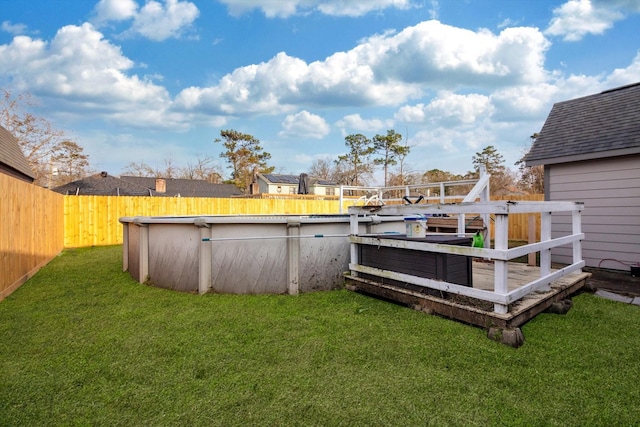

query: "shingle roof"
left=260, top=173, right=336, bottom=186
left=0, top=125, right=35, bottom=181
left=52, top=172, right=154, bottom=196
left=526, top=82, right=640, bottom=166
left=120, top=176, right=243, bottom=197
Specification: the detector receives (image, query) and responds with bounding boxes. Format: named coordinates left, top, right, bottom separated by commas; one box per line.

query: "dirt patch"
left=583, top=267, right=640, bottom=297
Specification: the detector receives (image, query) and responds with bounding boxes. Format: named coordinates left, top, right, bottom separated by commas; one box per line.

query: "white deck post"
left=480, top=166, right=491, bottom=249
left=540, top=211, right=552, bottom=288
left=493, top=213, right=509, bottom=314
left=572, top=209, right=583, bottom=272
left=339, top=185, right=344, bottom=213
left=457, top=214, right=466, bottom=237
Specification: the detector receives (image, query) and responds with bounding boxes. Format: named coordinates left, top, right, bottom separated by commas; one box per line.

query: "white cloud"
left=176, top=20, right=550, bottom=116
left=317, top=0, right=414, bottom=17
left=279, top=110, right=330, bottom=139
left=396, top=92, right=493, bottom=126
left=410, top=127, right=494, bottom=153
left=131, top=0, right=199, bottom=41
left=94, top=0, right=138, bottom=23
left=428, top=0, right=439, bottom=20
left=425, top=92, right=493, bottom=125
left=605, top=51, right=640, bottom=86
left=0, top=23, right=177, bottom=127
left=371, top=21, right=550, bottom=87
left=545, top=0, right=624, bottom=41
left=93, top=0, right=199, bottom=41
left=336, top=114, right=393, bottom=132
left=592, top=0, right=640, bottom=13
left=219, top=0, right=415, bottom=18
left=1, top=20, right=28, bottom=35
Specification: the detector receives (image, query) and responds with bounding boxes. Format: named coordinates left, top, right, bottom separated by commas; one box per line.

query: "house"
left=525, top=82, right=640, bottom=272
left=52, top=172, right=159, bottom=196
left=52, top=172, right=243, bottom=197
left=0, top=125, right=35, bottom=183
left=120, top=176, right=243, bottom=198
left=255, top=173, right=339, bottom=196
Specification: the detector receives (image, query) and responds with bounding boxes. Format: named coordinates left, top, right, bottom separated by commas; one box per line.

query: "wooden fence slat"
left=1, top=174, right=64, bottom=300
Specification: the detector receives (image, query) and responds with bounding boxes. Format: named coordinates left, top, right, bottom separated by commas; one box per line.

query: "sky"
left=1, top=0, right=640, bottom=184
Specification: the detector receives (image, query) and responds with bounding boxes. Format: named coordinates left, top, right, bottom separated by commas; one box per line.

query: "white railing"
left=338, top=177, right=486, bottom=212
left=348, top=201, right=585, bottom=314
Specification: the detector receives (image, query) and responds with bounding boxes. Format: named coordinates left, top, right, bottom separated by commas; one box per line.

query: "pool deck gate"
left=345, top=201, right=590, bottom=347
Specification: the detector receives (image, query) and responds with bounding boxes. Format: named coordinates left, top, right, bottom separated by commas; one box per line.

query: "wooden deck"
left=345, top=261, right=590, bottom=345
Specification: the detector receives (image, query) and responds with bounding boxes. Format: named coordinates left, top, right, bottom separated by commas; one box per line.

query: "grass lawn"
left=1, top=246, right=638, bottom=426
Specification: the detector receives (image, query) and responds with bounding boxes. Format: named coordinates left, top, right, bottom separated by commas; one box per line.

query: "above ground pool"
left=120, top=214, right=405, bottom=294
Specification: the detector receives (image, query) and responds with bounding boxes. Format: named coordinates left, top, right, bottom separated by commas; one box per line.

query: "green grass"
left=1, top=246, right=638, bottom=426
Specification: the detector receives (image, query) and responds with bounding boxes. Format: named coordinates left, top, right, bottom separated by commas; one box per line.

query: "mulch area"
left=583, top=267, right=640, bottom=297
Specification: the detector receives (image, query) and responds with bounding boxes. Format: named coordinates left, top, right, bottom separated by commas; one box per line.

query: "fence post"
left=493, top=213, right=509, bottom=314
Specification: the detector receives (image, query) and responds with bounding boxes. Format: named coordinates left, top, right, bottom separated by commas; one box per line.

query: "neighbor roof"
left=260, top=173, right=337, bottom=186
left=526, top=82, right=640, bottom=166
left=52, top=172, right=155, bottom=196
left=120, top=176, right=243, bottom=197
left=0, top=125, right=35, bottom=182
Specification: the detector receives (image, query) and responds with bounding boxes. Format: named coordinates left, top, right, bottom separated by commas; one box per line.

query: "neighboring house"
left=0, top=125, right=35, bottom=183
left=52, top=172, right=158, bottom=196
left=525, top=82, right=640, bottom=271
left=53, top=172, right=243, bottom=197
left=255, top=173, right=339, bottom=196
left=120, top=176, right=243, bottom=197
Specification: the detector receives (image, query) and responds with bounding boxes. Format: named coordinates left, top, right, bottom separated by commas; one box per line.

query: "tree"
left=50, top=140, right=90, bottom=187
left=308, top=157, right=337, bottom=181
left=336, top=133, right=374, bottom=186
left=472, top=145, right=505, bottom=175
left=215, top=129, right=274, bottom=192
left=121, top=158, right=177, bottom=178
left=422, top=168, right=458, bottom=183
left=421, top=169, right=470, bottom=196
left=471, top=145, right=516, bottom=194
left=121, top=161, right=156, bottom=177
left=372, top=129, right=409, bottom=186
left=515, top=133, right=544, bottom=194
left=1, top=89, right=88, bottom=186
left=179, top=155, right=222, bottom=183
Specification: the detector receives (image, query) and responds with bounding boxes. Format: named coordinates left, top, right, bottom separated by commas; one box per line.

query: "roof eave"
left=525, top=146, right=640, bottom=167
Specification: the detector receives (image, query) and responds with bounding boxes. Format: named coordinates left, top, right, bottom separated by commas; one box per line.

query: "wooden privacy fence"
left=64, top=193, right=544, bottom=248
left=1, top=174, right=64, bottom=301
left=63, top=196, right=352, bottom=247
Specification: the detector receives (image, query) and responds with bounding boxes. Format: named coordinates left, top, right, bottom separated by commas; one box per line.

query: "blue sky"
left=1, top=0, right=639, bottom=183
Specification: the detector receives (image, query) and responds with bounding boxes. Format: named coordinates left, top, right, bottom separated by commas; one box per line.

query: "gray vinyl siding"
left=548, top=155, right=640, bottom=270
